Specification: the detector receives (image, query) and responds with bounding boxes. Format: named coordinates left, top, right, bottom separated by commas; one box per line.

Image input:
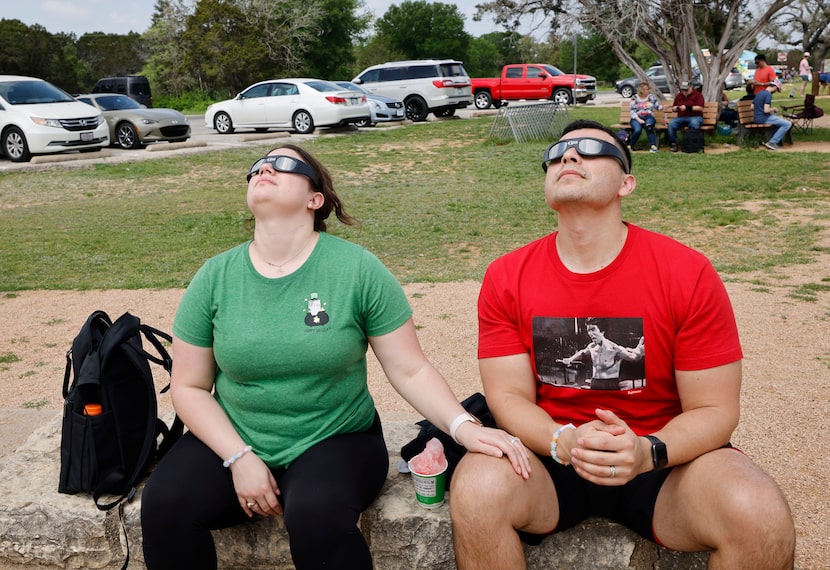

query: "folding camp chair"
left=781, top=94, right=824, bottom=135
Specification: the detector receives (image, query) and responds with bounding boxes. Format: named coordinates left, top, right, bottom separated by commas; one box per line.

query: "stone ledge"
left=0, top=414, right=708, bottom=569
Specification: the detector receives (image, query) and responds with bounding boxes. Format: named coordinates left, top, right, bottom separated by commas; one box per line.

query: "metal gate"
left=488, top=102, right=571, bottom=143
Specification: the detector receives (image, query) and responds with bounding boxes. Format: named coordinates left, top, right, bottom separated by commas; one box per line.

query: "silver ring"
left=510, top=437, right=520, bottom=444
left=609, top=465, right=617, bottom=478
left=246, top=501, right=256, bottom=508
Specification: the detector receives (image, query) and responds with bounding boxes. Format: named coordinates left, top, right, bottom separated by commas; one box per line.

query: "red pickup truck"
left=471, top=64, right=597, bottom=109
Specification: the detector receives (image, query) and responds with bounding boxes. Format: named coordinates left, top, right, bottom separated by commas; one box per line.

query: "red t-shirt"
left=753, top=65, right=778, bottom=94
left=478, top=224, right=742, bottom=435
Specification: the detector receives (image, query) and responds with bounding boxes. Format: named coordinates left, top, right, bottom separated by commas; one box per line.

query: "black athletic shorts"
left=519, top=444, right=736, bottom=545
left=518, top=453, right=673, bottom=545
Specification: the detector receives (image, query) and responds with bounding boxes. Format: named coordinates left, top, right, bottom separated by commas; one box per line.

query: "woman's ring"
left=247, top=501, right=256, bottom=508
left=510, top=437, right=520, bottom=444
left=609, top=465, right=617, bottom=478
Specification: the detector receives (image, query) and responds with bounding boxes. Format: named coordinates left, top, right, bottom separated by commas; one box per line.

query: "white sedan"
left=205, top=78, right=371, bottom=135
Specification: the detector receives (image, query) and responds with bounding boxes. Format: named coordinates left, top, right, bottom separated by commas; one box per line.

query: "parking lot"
left=0, top=93, right=622, bottom=174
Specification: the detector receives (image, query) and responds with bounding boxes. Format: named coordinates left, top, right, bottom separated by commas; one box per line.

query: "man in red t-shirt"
left=449, top=119, right=795, bottom=569
left=752, top=53, right=778, bottom=95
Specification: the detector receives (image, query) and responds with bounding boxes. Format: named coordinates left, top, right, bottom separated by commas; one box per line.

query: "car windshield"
left=93, top=95, right=142, bottom=111
left=0, top=80, right=75, bottom=105
left=542, top=65, right=564, bottom=77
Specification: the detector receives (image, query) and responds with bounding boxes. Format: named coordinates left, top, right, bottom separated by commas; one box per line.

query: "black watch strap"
left=644, top=435, right=668, bottom=470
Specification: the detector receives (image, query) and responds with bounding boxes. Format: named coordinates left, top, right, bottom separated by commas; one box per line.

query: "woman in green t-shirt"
left=141, top=144, right=531, bottom=569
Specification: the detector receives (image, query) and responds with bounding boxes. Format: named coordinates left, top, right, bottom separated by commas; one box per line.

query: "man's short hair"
left=560, top=119, right=633, bottom=174
left=755, top=54, right=766, bottom=63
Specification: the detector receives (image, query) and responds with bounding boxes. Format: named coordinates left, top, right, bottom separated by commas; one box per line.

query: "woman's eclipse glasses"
left=542, top=137, right=630, bottom=174
left=247, top=155, right=320, bottom=187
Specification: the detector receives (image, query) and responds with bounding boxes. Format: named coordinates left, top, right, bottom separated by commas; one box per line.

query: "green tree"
left=353, top=34, right=408, bottom=75
left=558, top=31, right=621, bottom=84
left=302, top=0, right=370, bottom=79
left=475, top=0, right=797, bottom=101
left=75, top=32, right=147, bottom=90
left=768, top=0, right=830, bottom=73
left=464, top=36, right=503, bottom=77
left=375, top=1, right=470, bottom=60
left=143, top=0, right=196, bottom=97
left=0, top=19, right=79, bottom=91
left=180, top=0, right=274, bottom=96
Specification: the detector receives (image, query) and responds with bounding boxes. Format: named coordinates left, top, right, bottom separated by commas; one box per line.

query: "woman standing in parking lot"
left=139, top=144, right=530, bottom=569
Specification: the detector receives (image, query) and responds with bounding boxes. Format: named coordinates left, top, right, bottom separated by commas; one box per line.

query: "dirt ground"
left=1, top=269, right=829, bottom=568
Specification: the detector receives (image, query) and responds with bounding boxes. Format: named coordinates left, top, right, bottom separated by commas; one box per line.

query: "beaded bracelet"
left=223, top=445, right=252, bottom=468
left=550, top=423, right=576, bottom=465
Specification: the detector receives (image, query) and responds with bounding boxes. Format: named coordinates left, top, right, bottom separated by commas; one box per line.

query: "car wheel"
left=293, top=110, right=315, bottom=134
left=214, top=112, right=234, bottom=134
left=116, top=122, right=142, bottom=149
left=551, top=88, right=573, bottom=105
left=620, top=85, right=634, bottom=99
left=474, top=91, right=493, bottom=109
left=2, top=127, right=31, bottom=162
left=405, top=96, right=429, bottom=122
left=355, top=118, right=373, bottom=128
left=434, top=107, right=456, bottom=117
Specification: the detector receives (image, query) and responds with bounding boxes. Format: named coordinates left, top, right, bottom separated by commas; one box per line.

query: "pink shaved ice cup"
left=407, top=438, right=448, bottom=509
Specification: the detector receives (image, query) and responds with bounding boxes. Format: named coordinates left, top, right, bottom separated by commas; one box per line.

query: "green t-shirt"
left=173, top=233, right=412, bottom=468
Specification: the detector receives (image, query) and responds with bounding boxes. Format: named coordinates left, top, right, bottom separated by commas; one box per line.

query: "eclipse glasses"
left=542, top=137, right=630, bottom=174
left=247, top=155, right=320, bottom=187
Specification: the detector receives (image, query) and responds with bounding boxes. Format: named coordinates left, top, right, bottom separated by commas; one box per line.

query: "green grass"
left=0, top=107, right=828, bottom=290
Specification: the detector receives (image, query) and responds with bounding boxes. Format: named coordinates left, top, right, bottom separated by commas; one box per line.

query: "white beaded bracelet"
left=550, top=423, right=576, bottom=465
left=223, top=445, right=252, bottom=468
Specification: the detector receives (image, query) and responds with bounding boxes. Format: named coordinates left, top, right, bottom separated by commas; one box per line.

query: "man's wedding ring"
left=247, top=501, right=256, bottom=508
left=609, top=465, right=617, bottom=478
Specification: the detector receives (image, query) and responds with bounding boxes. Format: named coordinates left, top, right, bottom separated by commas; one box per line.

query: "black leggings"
left=141, top=414, right=388, bottom=569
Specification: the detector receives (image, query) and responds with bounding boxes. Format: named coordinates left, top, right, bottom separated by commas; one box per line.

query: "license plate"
left=395, top=110, right=404, bottom=117
left=80, top=132, right=93, bottom=141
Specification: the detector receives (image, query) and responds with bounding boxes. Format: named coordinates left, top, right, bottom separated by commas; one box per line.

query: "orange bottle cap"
left=84, top=404, right=103, bottom=416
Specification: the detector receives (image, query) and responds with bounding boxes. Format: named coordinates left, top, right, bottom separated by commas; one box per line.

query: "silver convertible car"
left=75, top=93, right=190, bottom=149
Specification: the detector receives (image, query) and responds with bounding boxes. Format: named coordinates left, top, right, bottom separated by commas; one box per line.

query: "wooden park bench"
left=736, top=99, right=793, bottom=146
left=611, top=100, right=718, bottom=149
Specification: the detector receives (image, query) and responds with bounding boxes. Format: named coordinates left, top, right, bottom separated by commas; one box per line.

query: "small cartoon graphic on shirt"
left=532, top=317, right=645, bottom=391
left=304, top=293, right=329, bottom=327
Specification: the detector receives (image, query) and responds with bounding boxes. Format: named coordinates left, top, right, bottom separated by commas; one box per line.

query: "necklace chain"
left=255, top=234, right=315, bottom=274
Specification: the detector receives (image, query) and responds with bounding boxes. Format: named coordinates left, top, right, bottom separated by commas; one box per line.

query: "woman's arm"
left=170, top=337, right=281, bottom=516
left=369, top=319, right=531, bottom=478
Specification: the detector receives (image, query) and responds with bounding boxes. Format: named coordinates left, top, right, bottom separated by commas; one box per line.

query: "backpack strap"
left=139, top=323, right=173, bottom=373
left=63, top=310, right=111, bottom=399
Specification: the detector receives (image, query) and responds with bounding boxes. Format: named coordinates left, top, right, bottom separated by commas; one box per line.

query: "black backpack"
left=58, top=310, right=183, bottom=510
left=682, top=126, right=705, bottom=153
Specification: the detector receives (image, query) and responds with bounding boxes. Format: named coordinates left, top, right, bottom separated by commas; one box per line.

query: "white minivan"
left=352, top=60, right=473, bottom=122
left=0, top=75, right=109, bottom=162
